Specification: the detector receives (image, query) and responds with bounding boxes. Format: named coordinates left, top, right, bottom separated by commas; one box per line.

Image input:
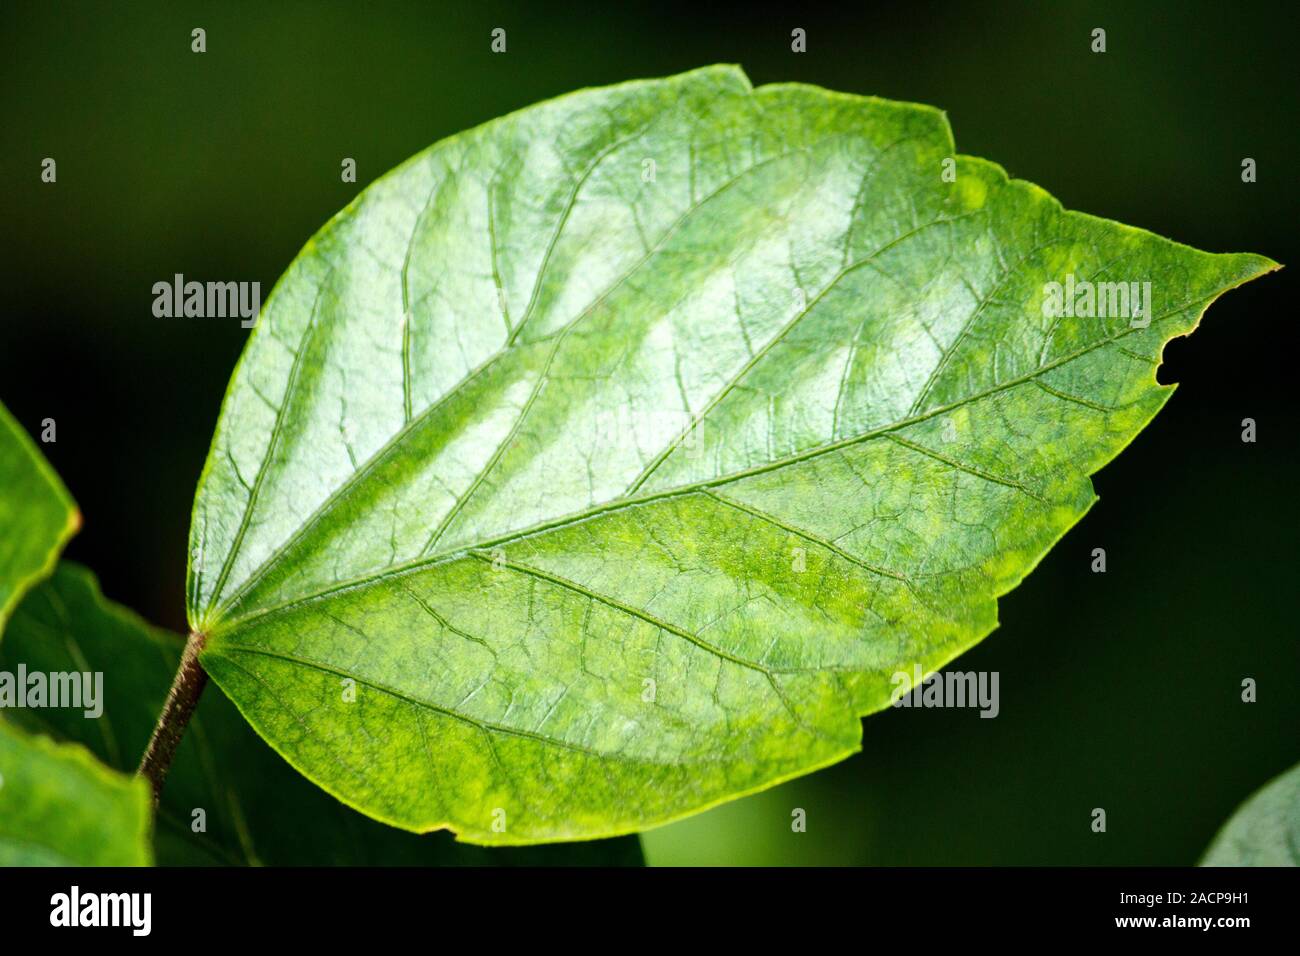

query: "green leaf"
left=0, top=402, right=147, bottom=866
left=0, top=720, right=152, bottom=865
left=0, top=401, right=77, bottom=632
left=1201, top=762, right=1300, bottom=866
left=186, top=65, right=1277, bottom=843
left=1, top=563, right=641, bottom=865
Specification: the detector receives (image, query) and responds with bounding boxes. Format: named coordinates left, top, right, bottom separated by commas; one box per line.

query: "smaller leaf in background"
left=1201, top=761, right=1300, bottom=866
left=0, top=400, right=150, bottom=866
left=1, top=563, right=642, bottom=866
left=0, top=401, right=77, bottom=632
left=0, top=720, right=152, bottom=866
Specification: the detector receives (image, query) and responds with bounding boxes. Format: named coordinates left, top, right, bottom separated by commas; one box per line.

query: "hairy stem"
left=137, top=630, right=209, bottom=806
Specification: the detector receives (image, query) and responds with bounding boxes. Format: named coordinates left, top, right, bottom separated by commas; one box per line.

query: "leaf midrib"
left=204, top=125, right=876, bottom=624
left=210, top=301, right=1193, bottom=637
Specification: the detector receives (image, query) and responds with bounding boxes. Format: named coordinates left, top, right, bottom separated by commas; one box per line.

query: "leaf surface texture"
left=1, top=564, right=641, bottom=865
left=186, top=66, right=1277, bottom=842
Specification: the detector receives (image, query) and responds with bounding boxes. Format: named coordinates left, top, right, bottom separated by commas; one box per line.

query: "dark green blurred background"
left=1, top=1, right=1294, bottom=865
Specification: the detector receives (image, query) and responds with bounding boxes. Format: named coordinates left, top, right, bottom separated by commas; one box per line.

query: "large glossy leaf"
left=1, top=563, right=641, bottom=865
left=1201, top=762, right=1300, bottom=866
left=186, top=65, right=1277, bottom=843
left=0, top=401, right=77, bottom=631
